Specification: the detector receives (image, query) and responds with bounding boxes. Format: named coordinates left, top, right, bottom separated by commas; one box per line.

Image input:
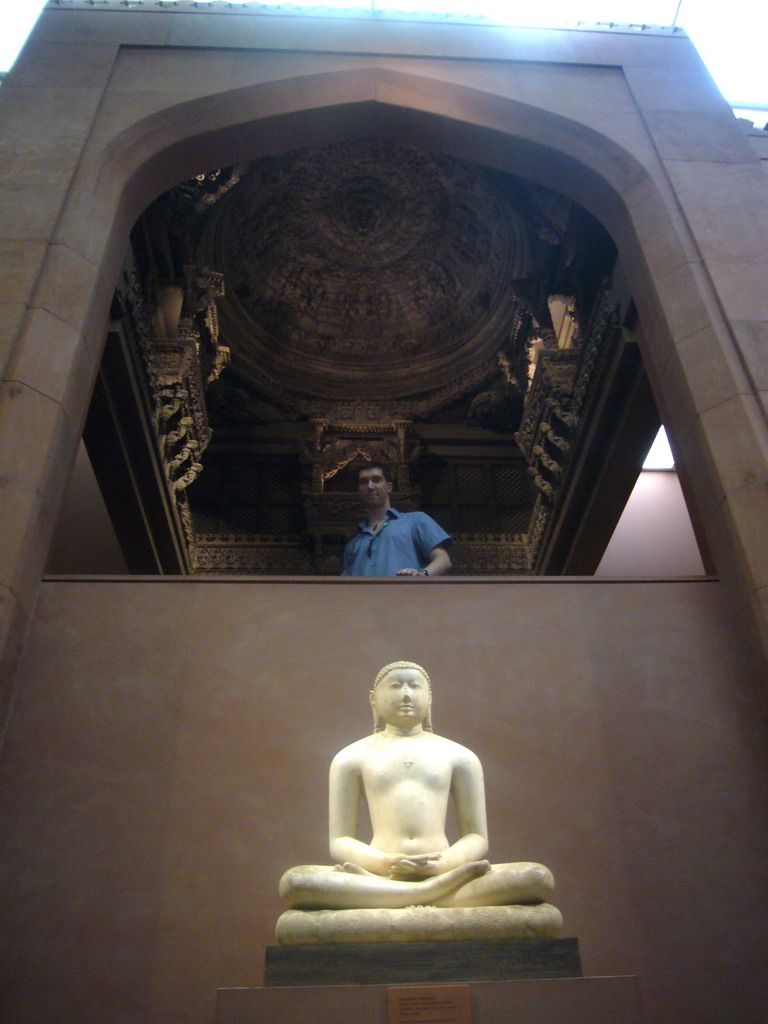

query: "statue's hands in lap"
left=388, top=852, right=442, bottom=879
left=335, top=852, right=454, bottom=879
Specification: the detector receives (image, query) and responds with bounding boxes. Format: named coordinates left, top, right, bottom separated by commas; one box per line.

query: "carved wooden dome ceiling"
left=185, top=140, right=573, bottom=420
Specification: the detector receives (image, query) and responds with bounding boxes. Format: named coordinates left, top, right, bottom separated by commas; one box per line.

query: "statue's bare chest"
left=362, top=741, right=452, bottom=794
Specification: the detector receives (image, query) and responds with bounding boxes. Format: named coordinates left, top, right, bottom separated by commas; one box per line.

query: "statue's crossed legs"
left=279, top=860, right=554, bottom=911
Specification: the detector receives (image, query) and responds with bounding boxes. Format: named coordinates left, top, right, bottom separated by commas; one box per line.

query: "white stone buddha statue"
left=277, top=661, right=562, bottom=943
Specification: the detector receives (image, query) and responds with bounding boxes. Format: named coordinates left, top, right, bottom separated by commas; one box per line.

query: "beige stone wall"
left=1, top=578, right=766, bottom=1024
left=1, top=9, right=768, bottom=717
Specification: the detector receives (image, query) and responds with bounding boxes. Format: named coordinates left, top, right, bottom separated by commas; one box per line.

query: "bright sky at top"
left=1, top=0, right=766, bottom=121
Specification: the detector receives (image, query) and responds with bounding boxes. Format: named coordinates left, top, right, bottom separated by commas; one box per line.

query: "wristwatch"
left=420, top=569, right=429, bottom=576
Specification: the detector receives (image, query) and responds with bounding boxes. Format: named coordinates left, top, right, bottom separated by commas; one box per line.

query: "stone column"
left=0, top=27, right=124, bottom=718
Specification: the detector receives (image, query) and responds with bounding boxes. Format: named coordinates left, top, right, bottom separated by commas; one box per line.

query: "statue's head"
left=370, top=661, right=433, bottom=732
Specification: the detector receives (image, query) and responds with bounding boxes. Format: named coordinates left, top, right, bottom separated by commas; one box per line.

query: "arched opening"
left=47, top=76, right=707, bottom=577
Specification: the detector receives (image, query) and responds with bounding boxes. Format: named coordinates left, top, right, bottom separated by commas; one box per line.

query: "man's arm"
left=396, top=544, right=451, bottom=578
left=340, top=536, right=355, bottom=576
left=426, top=544, right=451, bottom=576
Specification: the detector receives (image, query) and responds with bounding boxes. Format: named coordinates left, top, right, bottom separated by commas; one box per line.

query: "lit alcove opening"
left=594, top=427, right=706, bottom=577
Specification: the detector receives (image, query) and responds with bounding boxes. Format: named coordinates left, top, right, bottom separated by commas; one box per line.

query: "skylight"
left=0, top=0, right=47, bottom=73
left=2, top=1, right=767, bottom=125
left=643, top=427, right=675, bottom=470
left=1, top=0, right=767, bottom=124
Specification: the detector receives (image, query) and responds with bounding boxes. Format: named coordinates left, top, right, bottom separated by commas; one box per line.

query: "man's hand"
left=395, top=546, right=451, bottom=578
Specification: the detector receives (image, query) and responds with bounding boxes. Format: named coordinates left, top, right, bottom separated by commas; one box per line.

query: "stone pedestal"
left=215, top=976, right=644, bottom=1024
left=264, top=937, right=581, bottom=987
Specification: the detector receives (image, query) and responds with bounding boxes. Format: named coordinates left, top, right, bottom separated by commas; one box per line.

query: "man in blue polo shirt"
left=342, top=463, right=452, bottom=577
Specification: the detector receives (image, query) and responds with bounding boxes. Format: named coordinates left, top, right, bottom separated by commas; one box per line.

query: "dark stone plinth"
left=264, top=936, right=581, bottom=987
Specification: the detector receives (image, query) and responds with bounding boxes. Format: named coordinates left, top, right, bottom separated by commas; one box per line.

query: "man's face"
left=357, top=467, right=393, bottom=509
left=370, top=667, right=431, bottom=729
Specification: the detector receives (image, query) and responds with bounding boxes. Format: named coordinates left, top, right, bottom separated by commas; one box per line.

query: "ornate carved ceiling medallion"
left=197, top=140, right=535, bottom=413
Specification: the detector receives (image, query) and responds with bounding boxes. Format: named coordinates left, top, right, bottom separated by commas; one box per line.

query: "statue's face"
left=370, top=667, right=431, bottom=729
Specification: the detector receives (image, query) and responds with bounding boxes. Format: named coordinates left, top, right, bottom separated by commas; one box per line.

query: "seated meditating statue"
left=277, top=662, right=562, bottom=943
